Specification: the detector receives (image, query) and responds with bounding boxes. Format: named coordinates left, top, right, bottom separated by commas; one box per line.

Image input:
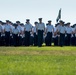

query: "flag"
left=56, top=8, right=61, bottom=22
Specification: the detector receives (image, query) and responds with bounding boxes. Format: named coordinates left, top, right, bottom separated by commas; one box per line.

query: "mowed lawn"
left=0, top=47, right=76, bottom=75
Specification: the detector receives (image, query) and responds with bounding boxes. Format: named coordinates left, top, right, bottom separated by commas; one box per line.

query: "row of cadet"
left=0, top=18, right=76, bottom=47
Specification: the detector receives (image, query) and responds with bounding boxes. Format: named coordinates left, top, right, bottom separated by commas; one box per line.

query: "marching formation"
left=0, top=18, right=76, bottom=47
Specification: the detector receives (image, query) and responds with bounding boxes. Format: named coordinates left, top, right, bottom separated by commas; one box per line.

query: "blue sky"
left=0, top=0, right=76, bottom=25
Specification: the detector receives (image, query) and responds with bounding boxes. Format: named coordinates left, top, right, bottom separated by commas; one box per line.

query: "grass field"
left=0, top=46, right=76, bottom=75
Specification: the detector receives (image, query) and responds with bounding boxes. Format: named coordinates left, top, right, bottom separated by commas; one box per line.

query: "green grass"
left=0, top=46, right=76, bottom=51
left=0, top=47, right=76, bottom=75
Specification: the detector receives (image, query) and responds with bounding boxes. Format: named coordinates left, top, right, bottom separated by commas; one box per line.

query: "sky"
left=0, top=0, right=76, bottom=26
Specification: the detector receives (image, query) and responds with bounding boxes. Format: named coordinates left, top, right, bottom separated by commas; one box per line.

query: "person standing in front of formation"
left=66, top=22, right=73, bottom=46
left=0, top=21, right=3, bottom=46
left=4, top=20, right=12, bottom=46
left=24, top=19, right=32, bottom=46
left=37, top=18, right=45, bottom=47
left=45, top=20, right=54, bottom=46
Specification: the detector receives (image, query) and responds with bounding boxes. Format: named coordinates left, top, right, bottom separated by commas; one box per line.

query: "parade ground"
left=0, top=46, right=76, bottom=75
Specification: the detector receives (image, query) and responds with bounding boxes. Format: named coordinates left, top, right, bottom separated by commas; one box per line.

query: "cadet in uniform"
left=33, top=22, right=38, bottom=46
left=53, top=23, right=59, bottom=46
left=4, top=20, right=12, bottom=46
left=30, top=27, right=34, bottom=46
left=1, top=22, right=6, bottom=46
left=74, top=24, right=76, bottom=45
left=56, top=20, right=66, bottom=47
left=16, top=21, right=22, bottom=46
left=24, top=19, right=32, bottom=46
left=20, top=23, right=25, bottom=45
left=37, top=18, right=45, bottom=47
left=0, top=21, right=3, bottom=46
left=9, top=21, right=14, bottom=46
left=66, top=22, right=73, bottom=46
left=45, top=20, right=54, bottom=46
left=12, top=24, right=19, bottom=46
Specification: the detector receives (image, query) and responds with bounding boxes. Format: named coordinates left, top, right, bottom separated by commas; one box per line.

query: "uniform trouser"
left=18, top=36, right=22, bottom=46
left=70, top=34, right=75, bottom=46
left=54, top=36, right=58, bottom=46
left=60, top=33, right=65, bottom=46
left=21, top=37, right=25, bottom=46
left=34, top=33, right=38, bottom=46
left=66, top=34, right=71, bottom=46
left=75, top=36, right=76, bottom=46
left=38, top=30, right=43, bottom=47
left=10, top=35, right=14, bottom=46
left=25, top=31, right=30, bottom=46
left=46, top=32, right=52, bottom=46
left=13, top=34, right=19, bottom=46
left=64, top=36, right=67, bottom=46
left=1, top=36, right=5, bottom=46
left=0, top=33, right=2, bottom=46
left=30, top=36, right=34, bottom=46
left=5, top=32, right=10, bottom=46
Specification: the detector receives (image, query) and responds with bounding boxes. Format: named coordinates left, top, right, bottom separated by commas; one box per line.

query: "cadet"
left=20, top=23, right=25, bottom=45
left=74, top=24, right=76, bottom=45
left=9, top=21, right=14, bottom=46
left=4, top=20, right=12, bottom=46
left=1, top=22, right=6, bottom=46
left=53, top=23, right=59, bottom=46
left=66, top=22, right=73, bottom=46
left=33, top=22, right=38, bottom=46
left=37, top=18, right=45, bottom=47
left=56, top=20, right=66, bottom=47
left=0, top=21, right=3, bottom=46
left=16, top=21, right=22, bottom=46
left=71, top=24, right=75, bottom=46
left=12, top=24, right=19, bottom=46
left=24, top=19, right=32, bottom=46
left=46, top=20, right=54, bottom=46
left=30, top=28, right=34, bottom=46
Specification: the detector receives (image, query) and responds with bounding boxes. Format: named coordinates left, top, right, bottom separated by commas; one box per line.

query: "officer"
left=12, top=24, right=19, bottom=46
left=4, top=20, right=12, bottom=46
left=46, top=20, right=54, bottom=46
left=37, top=18, right=45, bottom=47
left=24, top=19, right=32, bottom=46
